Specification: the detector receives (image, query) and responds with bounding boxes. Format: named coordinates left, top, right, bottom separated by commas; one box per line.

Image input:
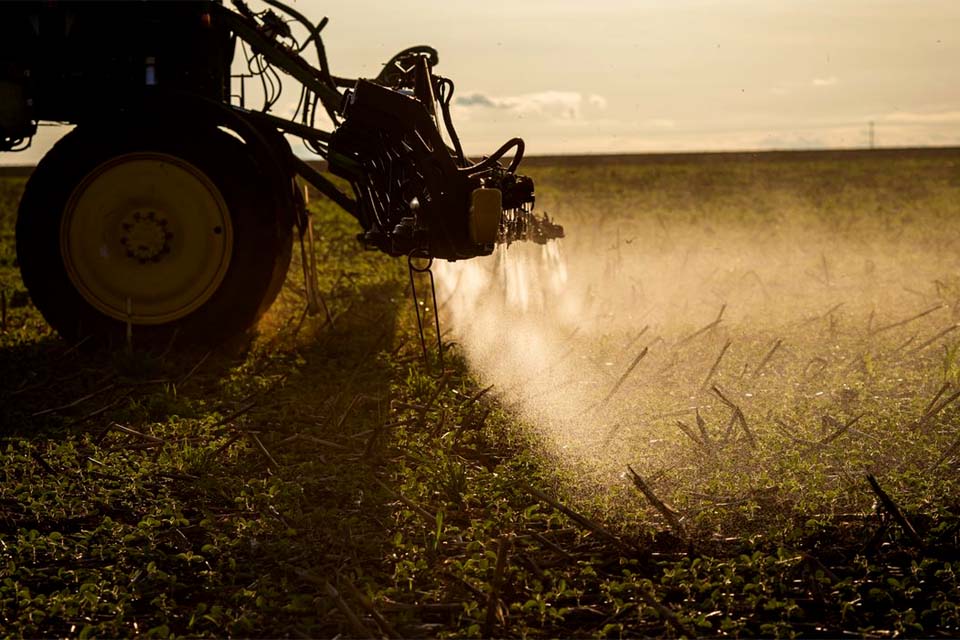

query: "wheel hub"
left=120, top=210, right=173, bottom=263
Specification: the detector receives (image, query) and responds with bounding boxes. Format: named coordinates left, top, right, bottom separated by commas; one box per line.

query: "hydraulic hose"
left=459, top=137, right=525, bottom=176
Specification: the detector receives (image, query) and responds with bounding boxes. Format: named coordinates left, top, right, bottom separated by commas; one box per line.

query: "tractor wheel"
left=16, top=124, right=294, bottom=346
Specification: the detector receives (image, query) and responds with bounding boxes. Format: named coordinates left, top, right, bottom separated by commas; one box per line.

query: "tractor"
left=0, top=0, right=562, bottom=346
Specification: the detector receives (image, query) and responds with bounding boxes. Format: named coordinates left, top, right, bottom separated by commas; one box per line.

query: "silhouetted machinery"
left=0, top=0, right=562, bottom=344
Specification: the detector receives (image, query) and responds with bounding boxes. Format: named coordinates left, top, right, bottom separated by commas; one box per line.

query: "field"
left=1, top=149, right=960, bottom=637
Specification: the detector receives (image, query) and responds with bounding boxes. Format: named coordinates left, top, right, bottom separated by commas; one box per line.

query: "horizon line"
left=1, top=144, right=958, bottom=173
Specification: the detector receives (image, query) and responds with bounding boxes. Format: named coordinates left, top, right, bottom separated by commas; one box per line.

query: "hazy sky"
left=10, top=0, right=960, bottom=163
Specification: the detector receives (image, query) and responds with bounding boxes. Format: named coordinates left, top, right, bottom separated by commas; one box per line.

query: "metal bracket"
left=298, top=185, right=333, bottom=325
left=408, top=252, right=444, bottom=375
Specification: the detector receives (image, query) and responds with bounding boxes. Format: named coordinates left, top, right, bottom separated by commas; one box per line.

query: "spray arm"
left=213, top=0, right=563, bottom=261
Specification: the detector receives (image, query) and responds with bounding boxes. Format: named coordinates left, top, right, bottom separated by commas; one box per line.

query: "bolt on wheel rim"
left=60, top=152, right=234, bottom=324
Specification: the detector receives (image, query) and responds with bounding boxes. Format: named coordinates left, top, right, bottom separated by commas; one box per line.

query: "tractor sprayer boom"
left=221, top=0, right=564, bottom=261
left=0, top=0, right=563, bottom=346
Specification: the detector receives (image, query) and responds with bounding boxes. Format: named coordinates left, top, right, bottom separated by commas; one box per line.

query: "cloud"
left=455, top=90, right=607, bottom=120
left=587, top=94, right=608, bottom=110
left=456, top=93, right=499, bottom=108
left=812, top=76, right=839, bottom=87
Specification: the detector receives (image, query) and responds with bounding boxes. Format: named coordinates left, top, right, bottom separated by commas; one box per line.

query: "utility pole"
left=868, top=121, right=875, bottom=149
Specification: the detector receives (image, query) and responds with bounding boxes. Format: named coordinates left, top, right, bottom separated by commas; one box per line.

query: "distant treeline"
left=519, top=145, right=960, bottom=167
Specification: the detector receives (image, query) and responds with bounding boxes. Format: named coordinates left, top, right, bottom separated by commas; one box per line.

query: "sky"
left=9, top=0, right=960, bottom=163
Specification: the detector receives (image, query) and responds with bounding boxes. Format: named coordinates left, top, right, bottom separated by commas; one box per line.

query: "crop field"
left=2, top=149, right=960, bottom=637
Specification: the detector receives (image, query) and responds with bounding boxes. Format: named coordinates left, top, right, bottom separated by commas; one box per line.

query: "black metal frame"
left=0, top=0, right=563, bottom=262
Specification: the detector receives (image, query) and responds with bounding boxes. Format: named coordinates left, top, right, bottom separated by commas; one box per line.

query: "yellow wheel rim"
left=60, top=152, right=234, bottom=324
